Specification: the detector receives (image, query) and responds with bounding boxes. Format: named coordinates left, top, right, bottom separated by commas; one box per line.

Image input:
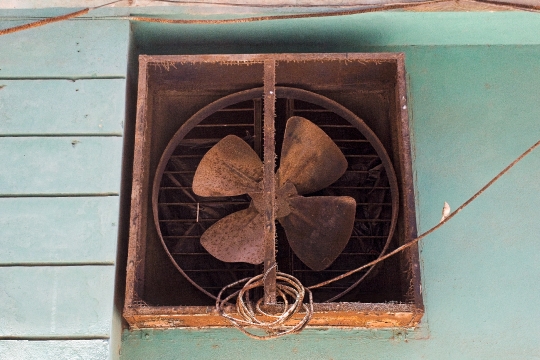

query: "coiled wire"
left=216, top=265, right=313, bottom=340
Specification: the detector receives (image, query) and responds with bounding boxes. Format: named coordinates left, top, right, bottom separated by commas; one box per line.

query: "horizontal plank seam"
left=0, top=76, right=126, bottom=80
left=0, top=336, right=110, bottom=340
left=0, top=134, right=123, bottom=137
left=0, top=193, right=119, bottom=198
left=0, top=262, right=115, bottom=267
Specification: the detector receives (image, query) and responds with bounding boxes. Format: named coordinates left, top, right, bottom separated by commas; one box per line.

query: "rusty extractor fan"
left=192, top=116, right=356, bottom=272
left=152, top=65, right=400, bottom=338
left=151, top=84, right=401, bottom=338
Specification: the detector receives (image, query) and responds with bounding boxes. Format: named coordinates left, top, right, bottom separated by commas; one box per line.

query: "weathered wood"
left=0, top=340, right=109, bottom=360
left=0, top=197, right=119, bottom=264
left=0, top=79, right=126, bottom=135
left=0, top=137, right=123, bottom=195
left=0, top=266, right=115, bottom=337
left=124, top=304, right=423, bottom=328
left=0, top=20, right=129, bottom=78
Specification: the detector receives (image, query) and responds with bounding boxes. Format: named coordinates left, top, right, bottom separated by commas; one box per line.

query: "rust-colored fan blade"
left=278, top=195, right=356, bottom=271
left=193, top=135, right=263, bottom=197
left=200, top=205, right=265, bottom=264
left=276, top=117, right=348, bottom=195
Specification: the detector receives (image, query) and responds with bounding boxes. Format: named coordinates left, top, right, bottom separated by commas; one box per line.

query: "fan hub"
left=250, top=181, right=298, bottom=219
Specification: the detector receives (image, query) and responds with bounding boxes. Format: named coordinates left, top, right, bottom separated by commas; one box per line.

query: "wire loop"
left=216, top=271, right=313, bottom=340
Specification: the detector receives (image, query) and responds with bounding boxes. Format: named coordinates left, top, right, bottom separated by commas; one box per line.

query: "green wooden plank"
left=0, top=137, right=123, bottom=195
left=0, top=20, right=129, bottom=78
left=0, top=340, right=109, bottom=360
left=0, top=197, right=119, bottom=264
left=0, top=266, right=115, bottom=337
left=0, top=79, right=126, bottom=135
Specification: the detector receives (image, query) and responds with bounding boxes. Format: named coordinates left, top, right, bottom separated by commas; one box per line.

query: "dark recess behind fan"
left=141, top=59, right=407, bottom=306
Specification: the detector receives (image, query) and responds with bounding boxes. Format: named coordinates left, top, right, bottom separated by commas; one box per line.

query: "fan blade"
left=192, top=135, right=263, bottom=197
left=276, top=117, right=348, bottom=195
left=200, top=206, right=265, bottom=264
left=278, top=195, right=356, bottom=271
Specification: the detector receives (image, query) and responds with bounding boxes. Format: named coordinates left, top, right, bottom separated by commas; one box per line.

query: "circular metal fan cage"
left=152, top=87, right=399, bottom=303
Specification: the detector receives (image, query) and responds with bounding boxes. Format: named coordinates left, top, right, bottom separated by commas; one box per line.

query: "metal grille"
left=158, top=100, right=260, bottom=294
left=280, top=99, right=392, bottom=302
left=157, top=95, right=392, bottom=302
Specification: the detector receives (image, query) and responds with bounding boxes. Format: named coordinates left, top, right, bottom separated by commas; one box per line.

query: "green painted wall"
left=122, top=11, right=540, bottom=360
left=0, top=7, right=539, bottom=360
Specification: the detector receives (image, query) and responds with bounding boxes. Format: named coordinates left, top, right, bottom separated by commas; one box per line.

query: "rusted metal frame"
left=262, top=60, right=277, bottom=304
left=149, top=52, right=404, bottom=65
left=125, top=301, right=420, bottom=328
left=129, top=301, right=417, bottom=315
left=125, top=54, right=425, bottom=329
left=125, top=56, right=153, bottom=312
left=394, top=54, right=424, bottom=313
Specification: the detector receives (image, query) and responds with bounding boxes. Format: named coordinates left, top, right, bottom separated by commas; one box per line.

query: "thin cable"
left=148, top=0, right=442, bottom=8
left=150, top=0, right=540, bottom=11
left=0, top=8, right=89, bottom=36
left=0, top=0, right=121, bottom=37
left=1, top=0, right=538, bottom=37
left=474, top=0, right=540, bottom=11
left=309, top=139, right=540, bottom=290
left=128, top=0, right=448, bottom=24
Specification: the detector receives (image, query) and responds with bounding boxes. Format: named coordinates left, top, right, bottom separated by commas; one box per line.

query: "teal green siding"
left=0, top=266, right=115, bottom=337
left=0, top=197, right=119, bottom=264
left=0, top=20, right=129, bottom=78
left=0, top=16, right=130, bottom=360
left=0, top=340, right=109, bottom=360
left=0, top=79, right=126, bottom=135
left=0, top=137, right=123, bottom=195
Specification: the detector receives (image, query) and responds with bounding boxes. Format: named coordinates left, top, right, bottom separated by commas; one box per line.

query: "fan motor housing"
left=124, top=53, right=423, bottom=328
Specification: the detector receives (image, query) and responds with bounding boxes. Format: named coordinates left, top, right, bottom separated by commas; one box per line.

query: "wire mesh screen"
left=157, top=96, right=393, bottom=302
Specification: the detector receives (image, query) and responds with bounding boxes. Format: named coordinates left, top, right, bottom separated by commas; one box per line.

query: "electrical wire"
left=216, top=138, right=540, bottom=338
left=309, top=138, right=540, bottom=290
left=1, top=0, right=539, bottom=37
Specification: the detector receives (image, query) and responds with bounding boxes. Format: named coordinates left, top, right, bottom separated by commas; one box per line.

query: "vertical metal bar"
left=263, top=60, right=277, bottom=304
left=253, top=97, right=264, bottom=297
left=253, top=98, right=263, bottom=157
